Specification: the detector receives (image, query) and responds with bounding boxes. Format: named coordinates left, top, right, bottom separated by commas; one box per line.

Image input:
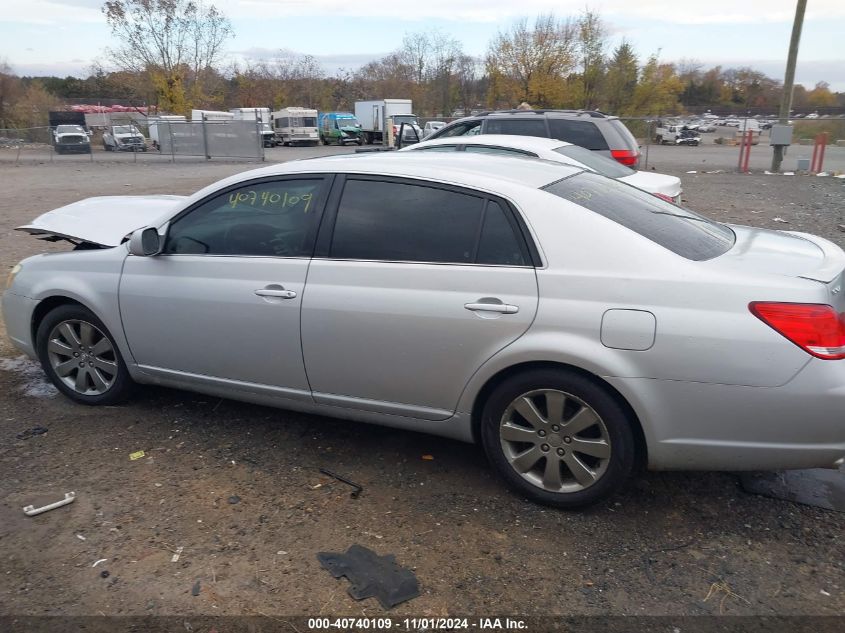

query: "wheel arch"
left=31, top=295, right=86, bottom=344
left=470, top=360, right=648, bottom=471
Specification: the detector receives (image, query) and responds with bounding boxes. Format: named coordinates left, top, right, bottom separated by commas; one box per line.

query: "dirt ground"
left=1, top=149, right=844, bottom=623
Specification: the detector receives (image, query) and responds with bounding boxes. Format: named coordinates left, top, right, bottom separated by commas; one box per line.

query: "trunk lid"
left=18, top=195, right=185, bottom=247
left=714, top=225, right=845, bottom=284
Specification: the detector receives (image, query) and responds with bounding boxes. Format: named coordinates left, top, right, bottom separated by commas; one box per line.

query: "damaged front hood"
left=18, top=195, right=186, bottom=247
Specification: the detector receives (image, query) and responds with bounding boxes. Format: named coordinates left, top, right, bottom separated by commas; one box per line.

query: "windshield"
left=542, top=172, right=735, bottom=261
left=114, top=126, right=137, bottom=134
left=336, top=117, right=360, bottom=128
left=393, top=115, right=418, bottom=125
left=552, top=145, right=634, bottom=178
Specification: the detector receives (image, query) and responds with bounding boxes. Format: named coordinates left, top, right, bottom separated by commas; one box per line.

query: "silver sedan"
left=4, top=153, right=845, bottom=507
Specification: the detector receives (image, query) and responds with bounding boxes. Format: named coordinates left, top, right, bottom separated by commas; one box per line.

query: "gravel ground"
left=0, top=150, right=844, bottom=623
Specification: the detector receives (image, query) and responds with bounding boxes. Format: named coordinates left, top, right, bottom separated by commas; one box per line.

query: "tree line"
left=1, top=1, right=843, bottom=130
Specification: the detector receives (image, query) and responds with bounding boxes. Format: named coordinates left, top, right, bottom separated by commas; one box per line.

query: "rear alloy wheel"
left=36, top=305, right=134, bottom=405
left=481, top=369, right=634, bottom=508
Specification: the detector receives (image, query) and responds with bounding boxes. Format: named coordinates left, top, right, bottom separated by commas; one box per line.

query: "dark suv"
left=427, top=110, right=641, bottom=168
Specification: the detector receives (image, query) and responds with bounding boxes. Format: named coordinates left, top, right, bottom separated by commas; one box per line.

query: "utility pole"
left=771, top=0, right=807, bottom=172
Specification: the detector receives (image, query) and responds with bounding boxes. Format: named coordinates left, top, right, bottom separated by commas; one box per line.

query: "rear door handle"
left=464, top=302, right=519, bottom=314
left=255, top=287, right=297, bottom=299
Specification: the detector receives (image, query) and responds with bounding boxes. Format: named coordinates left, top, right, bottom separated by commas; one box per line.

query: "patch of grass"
left=793, top=120, right=845, bottom=143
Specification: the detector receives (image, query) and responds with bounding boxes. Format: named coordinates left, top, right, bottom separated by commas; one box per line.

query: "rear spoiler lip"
left=785, top=231, right=845, bottom=283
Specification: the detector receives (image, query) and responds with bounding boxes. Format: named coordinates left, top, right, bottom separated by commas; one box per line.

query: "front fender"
left=18, top=247, right=135, bottom=368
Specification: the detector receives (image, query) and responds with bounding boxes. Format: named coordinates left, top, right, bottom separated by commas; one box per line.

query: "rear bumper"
left=607, top=359, right=845, bottom=471
left=1, top=291, right=38, bottom=359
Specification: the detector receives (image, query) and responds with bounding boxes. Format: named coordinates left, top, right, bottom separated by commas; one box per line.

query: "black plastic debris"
left=319, top=468, right=363, bottom=498
left=16, top=426, right=48, bottom=440
left=317, top=544, right=420, bottom=609
left=740, top=468, right=845, bottom=512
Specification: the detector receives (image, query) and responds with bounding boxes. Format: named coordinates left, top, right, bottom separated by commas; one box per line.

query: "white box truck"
left=271, top=107, right=319, bottom=146
left=354, top=99, right=421, bottom=145
left=230, top=107, right=276, bottom=147
left=148, top=115, right=186, bottom=149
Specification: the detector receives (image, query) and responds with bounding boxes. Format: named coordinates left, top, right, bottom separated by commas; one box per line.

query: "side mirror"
left=128, top=227, right=162, bottom=256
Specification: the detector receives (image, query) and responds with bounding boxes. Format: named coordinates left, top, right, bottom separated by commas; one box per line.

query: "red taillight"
left=749, top=302, right=845, bottom=360
left=652, top=192, right=675, bottom=204
left=611, top=149, right=639, bottom=166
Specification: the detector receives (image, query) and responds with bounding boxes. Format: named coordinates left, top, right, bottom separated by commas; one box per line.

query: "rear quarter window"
left=547, top=119, right=609, bottom=150
left=483, top=119, right=548, bottom=137
left=542, top=172, right=735, bottom=261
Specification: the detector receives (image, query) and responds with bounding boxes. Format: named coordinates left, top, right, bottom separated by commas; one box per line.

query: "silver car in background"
left=4, top=153, right=845, bottom=507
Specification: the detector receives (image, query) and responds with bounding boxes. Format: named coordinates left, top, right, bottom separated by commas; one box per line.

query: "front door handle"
left=464, top=301, right=519, bottom=314
left=255, top=287, right=297, bottom=299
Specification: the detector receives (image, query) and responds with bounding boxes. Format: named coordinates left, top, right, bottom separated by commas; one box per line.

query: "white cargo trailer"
left=354, top=99, right=420, bottom=145
left=271, top=107, right=319, bottom=146
left=148, top=115, right=186, bottom=149
left=230, top=107, right=276, bottom=146
left=190, top=109, right=234, bottom=122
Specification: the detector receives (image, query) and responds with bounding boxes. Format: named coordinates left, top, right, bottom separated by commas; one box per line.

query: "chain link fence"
left=0, top=120, right=266, bottom=164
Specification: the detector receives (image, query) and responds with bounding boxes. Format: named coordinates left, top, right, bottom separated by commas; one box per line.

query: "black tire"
left=480, top=368, right=635, bottom=508
left=356, top=136, right=364, bottom=146
left=36, top=304, right=134, bottom=406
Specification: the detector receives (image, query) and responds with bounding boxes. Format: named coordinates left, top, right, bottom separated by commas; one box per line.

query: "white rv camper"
left=271, top=107, right=319, bottom=146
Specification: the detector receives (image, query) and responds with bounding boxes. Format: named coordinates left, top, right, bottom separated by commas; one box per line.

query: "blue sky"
left=1, top=0, right=844, bottom=91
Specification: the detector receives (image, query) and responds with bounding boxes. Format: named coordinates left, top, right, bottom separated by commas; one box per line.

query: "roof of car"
left=198, top=152, right=584, bottom=200
left=464, top=109, right=618, bottom=120
left=405, top=135, right=572, bottom=153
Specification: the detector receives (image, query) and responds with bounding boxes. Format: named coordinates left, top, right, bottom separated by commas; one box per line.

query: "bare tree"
left=102, top=0, right=232, bottom=112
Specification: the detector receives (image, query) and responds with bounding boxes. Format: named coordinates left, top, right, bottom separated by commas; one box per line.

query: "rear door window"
left=329, top=179, right=531, bottom=266
left=542, top=172, right=734, bottom=261
left=476, top=201, right=528, bottom=266
left=483, top=118, right=548, bottom=137
left=547, top=120, right=609, bottom=150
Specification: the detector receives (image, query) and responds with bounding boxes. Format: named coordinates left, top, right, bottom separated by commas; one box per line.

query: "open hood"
left=17, top=195, right=186, bottom=247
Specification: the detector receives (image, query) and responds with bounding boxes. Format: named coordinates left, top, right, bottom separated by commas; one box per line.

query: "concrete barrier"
left=797, top=138, right=815, bottom=145
left=836, top=139, right=845, bottom=147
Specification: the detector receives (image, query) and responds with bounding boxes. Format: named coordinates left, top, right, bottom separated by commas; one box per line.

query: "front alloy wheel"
left=481, top=369, right=635, bottom=508
left=37, top=304, right=134, bottom=405
left=46, top=320, right=117, bottom=395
